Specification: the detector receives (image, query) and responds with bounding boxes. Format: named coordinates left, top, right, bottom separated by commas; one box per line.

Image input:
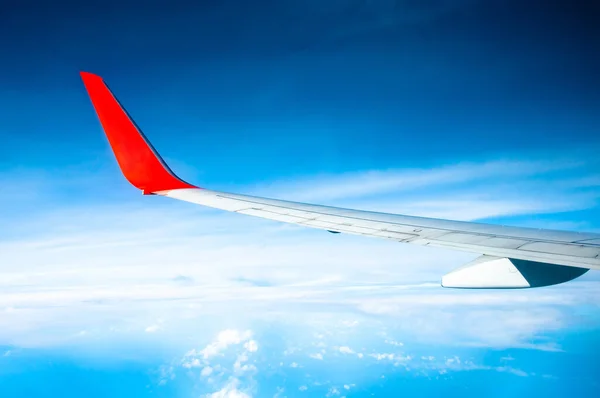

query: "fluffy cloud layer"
left=177, top=329, right=258, bottom=397
left=1, top=154, right=599, bottom=354
left=158, top=324, right=567, bottom=397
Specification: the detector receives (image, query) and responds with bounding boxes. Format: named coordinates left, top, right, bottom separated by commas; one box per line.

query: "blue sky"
left=1, top=0, right=600, bottom=397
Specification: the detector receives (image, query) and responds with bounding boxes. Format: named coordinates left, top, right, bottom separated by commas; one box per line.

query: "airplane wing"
left=80, top=72, right=600, bottom=289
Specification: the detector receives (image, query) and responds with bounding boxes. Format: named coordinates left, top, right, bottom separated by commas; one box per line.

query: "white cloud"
left=179, top=330, right=259, bottom=396
left=299, top=386, right=307, bottom=391
left=369, top=353, right=395, bottom=361
left=244, top=340, right=258, bottom=353
left=145, top=325, right=160, bottom=333
left=430, top=356, right=530, bottom=378
left=234, top=353, right=257, bottom=373
left=384, top=339, right=403, bottom=347
left=252, top=158, right=586, bottom=203
left=309, top=353, right=324, bottom=360
left=182, top=358, right=201, bottom=369
left=338, top=346, right=354, bottom=354
left=199, top=330, right=254, bottom=359
left=206, top=380, right=251, bottom=398
left=273, top=387, right=285, bottom=398
left=158, top=365, right=176, bottom=386
left=446, top=356, right=461, bottom=365
left=496, top=366, right=528, bottom=377
left=182, top=330, right=255, bottom=369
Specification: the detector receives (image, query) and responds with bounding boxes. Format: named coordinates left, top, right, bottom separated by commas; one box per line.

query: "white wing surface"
left=81, top=72, right=600, bottom=289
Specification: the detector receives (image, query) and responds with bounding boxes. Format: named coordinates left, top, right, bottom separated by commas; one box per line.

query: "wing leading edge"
left=81, top=72, right=600, bottom=288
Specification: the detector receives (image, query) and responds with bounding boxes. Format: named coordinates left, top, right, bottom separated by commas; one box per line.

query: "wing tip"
left=81, top=71, right=199, bottom=194
left=80, top=71, right=103, bottom=83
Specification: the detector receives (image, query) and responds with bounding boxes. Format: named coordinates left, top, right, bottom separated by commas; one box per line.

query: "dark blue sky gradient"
left=1, top=0, right=599, bottom=185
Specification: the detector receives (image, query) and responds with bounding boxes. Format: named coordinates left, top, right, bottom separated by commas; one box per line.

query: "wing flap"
left=574, top=238, right=600, bottom=245
left=517, top=241, right=600, bottom=258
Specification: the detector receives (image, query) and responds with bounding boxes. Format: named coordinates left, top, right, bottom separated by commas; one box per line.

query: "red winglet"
left=80, top=72, right=197, bottom=194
